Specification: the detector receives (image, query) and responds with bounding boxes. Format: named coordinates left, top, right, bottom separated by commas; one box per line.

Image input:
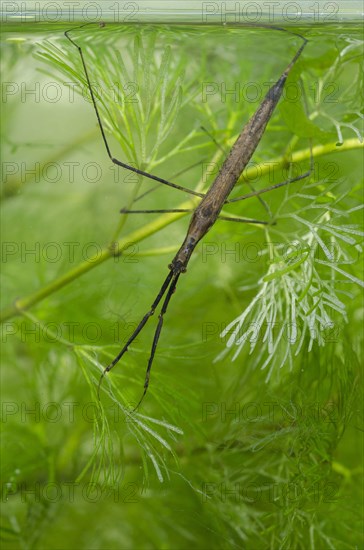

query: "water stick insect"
left=65, top=24, right=311, bottom=409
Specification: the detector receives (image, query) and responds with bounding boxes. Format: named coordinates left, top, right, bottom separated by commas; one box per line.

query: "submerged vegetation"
left=1, top=23, right=363, bottom=549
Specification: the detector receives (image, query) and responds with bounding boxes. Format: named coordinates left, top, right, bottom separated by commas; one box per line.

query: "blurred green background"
left=1, top=20, right=363, bottom=549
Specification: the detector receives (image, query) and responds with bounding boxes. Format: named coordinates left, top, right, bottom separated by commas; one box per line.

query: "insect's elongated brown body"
left=65, top=25, right=308, bottom=409
left=172, top=59, right=299, bottom=273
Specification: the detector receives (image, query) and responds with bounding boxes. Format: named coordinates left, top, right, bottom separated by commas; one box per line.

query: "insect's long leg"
left=65, top=23, right=308, bottom=208
left=97, top=270, right=174, bottom=399
left=224, top=166, right=312, bottom=205
left=225, top=131, right=314, bottom=205
left=217, top=216, right=272, bottom=225
left=64, top=26, right=205, bottom=199
left=130, top=160, right=206, bottom=206
left=65, top=23, right=307, bottom=204
left=120, top=208, right=193, bottom=214
left=119, top=207, right=271, bottom=225
left=128, top=164, right=314, bottom=213
left=132, top=273, right=181, bottom=411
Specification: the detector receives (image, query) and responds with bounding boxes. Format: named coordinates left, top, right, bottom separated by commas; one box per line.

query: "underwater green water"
left=1, top=22, right=363, bottom=550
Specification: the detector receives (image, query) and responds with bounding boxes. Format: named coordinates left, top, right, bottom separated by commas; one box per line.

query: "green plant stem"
left=0, top=206, right=192, bottom=323
left=1, top=138, right=362, bottom=323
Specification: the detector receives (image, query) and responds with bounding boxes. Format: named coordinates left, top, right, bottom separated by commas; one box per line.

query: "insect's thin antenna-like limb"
left=120, top=207, right=192, bottom=214
left=239, top=22, right=307, bottom=45
left=64, top=26, right=205, bottom=199
left=132, top=273, right=181, bottom=411
left=200, top=125, right=227, bottom=155
left=119, top=207, right=272, bottom=225
left=225, top=169, right=312, bottom=205
left=130, top=160, right=206, bottom=206
left=226, top=133, right=314, bottom=205
left=247, top=185, right=272, bottom=218
left=97, top=270, right=174, bottom=400
left=227, top=136, right=314, bottom=207
left=217, top=216, right=273, bottom=225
